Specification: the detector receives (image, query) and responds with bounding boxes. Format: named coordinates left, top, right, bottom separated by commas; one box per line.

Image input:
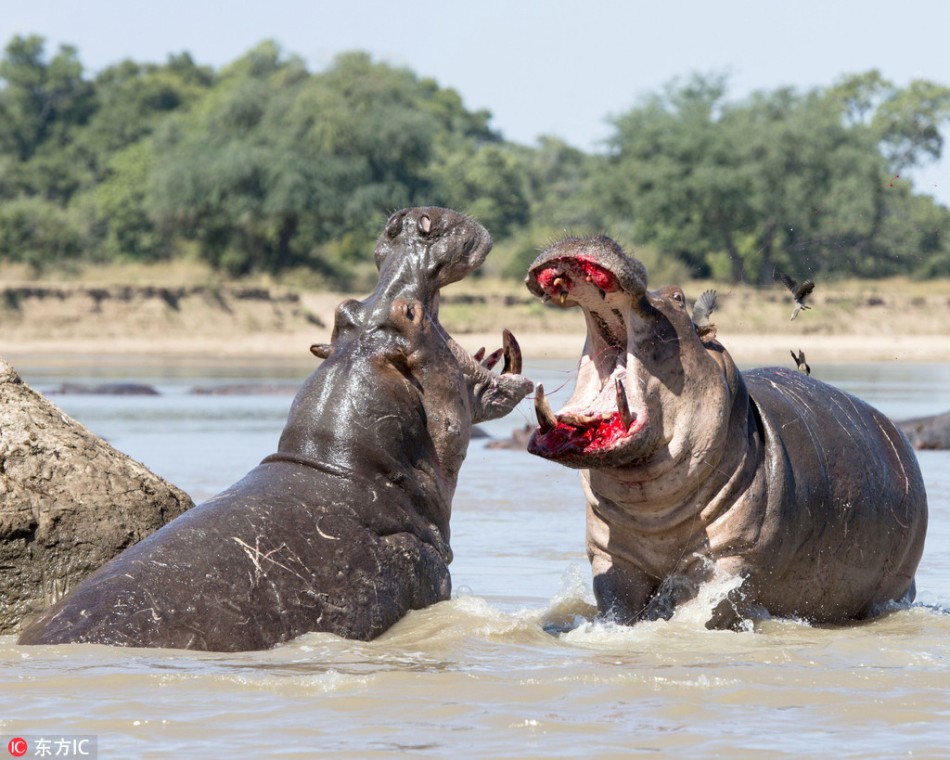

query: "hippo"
left=19, top=207, right=533, bottom=651
left=524, top=235, right=927, bottom=628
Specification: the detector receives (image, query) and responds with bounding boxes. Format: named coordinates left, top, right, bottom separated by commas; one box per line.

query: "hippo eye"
left=670, top=290, right=685, bottom=307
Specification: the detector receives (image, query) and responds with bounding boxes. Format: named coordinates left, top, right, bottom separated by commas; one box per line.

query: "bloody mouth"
left=527, top=250, right=648, bottom=460
left=530, top=378, right=642, bottom=457
left=533, top=256, right=620, bottom=302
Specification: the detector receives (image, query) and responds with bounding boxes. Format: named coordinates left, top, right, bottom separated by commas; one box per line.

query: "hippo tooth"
left=501, top=329, right=523, bottom=375
left=534, top=384, right=558, bottom=433
left=616, top=377, right=633, bottom=429
left=559, top=293, right=567, bottom=305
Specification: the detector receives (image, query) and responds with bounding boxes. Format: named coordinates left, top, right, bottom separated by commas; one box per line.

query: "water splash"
left=669, top=555, right=754, bottom=631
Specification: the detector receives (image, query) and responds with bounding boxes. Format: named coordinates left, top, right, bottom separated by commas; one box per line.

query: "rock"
left=897, top=410, right=950, bottom=450
left=50, top=382, right=160, bottom=396
left=0, top=358, right=193, bottom=634
left=485, top=424, right=534, bottom=450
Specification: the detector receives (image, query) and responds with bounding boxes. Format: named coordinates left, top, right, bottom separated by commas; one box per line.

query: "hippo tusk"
left=616, top=377, right=632, bottom=429
left=534, top=384, right=558, bottom=434
left=482, top=348, right=504, bottom=370
left=501, top=329, right=522, bottom=375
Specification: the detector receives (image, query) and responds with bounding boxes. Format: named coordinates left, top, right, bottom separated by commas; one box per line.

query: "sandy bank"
left=1, top=332, right=948, bottom=369
left=0, top=280, right=947, bottom=367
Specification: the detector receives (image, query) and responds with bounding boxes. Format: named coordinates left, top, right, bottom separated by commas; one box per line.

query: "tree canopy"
left=1, top=35, right=949, bottom=286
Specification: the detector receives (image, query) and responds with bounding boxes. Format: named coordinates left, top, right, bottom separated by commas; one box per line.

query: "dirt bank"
left=0, top=279, right=948, bottom=365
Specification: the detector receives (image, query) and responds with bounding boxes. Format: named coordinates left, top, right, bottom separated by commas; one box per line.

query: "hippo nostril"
left=385, top=211, right=405, bottom=239
left=418, top=214, right=432, bottom=235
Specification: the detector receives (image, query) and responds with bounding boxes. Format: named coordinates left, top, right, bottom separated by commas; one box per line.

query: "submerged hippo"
left=525, top=235, right=927, bottom=628
left=19, top=207, right=533, bottom=651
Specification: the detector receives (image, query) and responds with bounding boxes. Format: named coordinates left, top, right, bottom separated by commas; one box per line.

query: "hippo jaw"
left=524, top=236, right=729, bottom=475
left=295, top=207, right=532, bottom=493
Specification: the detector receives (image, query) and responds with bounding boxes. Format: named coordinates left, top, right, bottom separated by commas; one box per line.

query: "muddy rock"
left=0, top=358, right=193, bottom=634
left=898, top=410, right=950, bottom=450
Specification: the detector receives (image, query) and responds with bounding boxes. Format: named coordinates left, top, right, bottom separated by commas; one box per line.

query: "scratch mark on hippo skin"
left=315, top=516, right=341, bottom=541
left=875, top=417, right=912, bottom=528
left=232, top=536, right=297, bottom=583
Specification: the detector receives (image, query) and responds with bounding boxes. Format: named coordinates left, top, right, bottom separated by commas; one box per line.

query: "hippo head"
left=280, top=208, right=533, bottom=532
left=524, top=236, right=741, bottom=486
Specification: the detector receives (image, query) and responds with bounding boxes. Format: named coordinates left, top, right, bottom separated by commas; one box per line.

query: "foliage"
left=1, top=36, right=949, bottom=286
left=596, top=71, right=950, bottom=285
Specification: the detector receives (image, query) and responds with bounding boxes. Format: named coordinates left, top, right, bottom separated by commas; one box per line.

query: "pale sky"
left=4, top=0, right=949, bottom=204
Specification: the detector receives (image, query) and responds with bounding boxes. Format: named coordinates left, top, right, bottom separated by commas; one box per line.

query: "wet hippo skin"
left=19, top=208, right=533, bottom=651
left=525, top=235, right=927, bottom=628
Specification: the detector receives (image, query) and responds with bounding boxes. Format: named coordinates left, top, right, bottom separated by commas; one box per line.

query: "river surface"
left=2, top=356, right=949, bottom=758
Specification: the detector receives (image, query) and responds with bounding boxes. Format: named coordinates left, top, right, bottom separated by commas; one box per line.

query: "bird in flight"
left=775, top=270, right=815, bottom=320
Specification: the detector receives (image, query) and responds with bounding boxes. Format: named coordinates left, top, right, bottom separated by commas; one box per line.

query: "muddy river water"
left=2, top=357, right=949, bottom=758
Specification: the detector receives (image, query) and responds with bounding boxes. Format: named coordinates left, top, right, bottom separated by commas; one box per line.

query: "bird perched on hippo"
left=524, top=235, right=927, bottom=629
left=19, top=207, right=533, bottom=651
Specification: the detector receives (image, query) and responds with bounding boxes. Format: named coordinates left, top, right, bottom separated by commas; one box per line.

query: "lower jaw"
left=528, top=425, right=646, bottom=465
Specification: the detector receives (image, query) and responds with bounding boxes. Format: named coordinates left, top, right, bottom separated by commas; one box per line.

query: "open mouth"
left=527, top=254, right=648, bottom=461
left=531, top=376, right=642, bottom=457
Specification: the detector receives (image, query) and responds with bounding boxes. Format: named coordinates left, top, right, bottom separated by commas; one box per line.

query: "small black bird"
left=790, top=349, right=811, bottom=375
left=776, top=270, right=815, bottom=320
left=691, top=289, right=718, bottom=338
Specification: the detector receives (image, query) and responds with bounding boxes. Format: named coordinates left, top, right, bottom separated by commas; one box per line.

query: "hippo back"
left=742, top=366, right=927, bottom=619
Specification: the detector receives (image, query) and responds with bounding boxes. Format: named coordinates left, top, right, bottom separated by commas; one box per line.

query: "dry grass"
left=1, top=262, right=948, bottom=363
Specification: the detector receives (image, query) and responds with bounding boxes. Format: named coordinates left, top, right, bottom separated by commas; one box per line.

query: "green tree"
left=145, top=45, right=495, bottom=280
left=428, top=141, right=529, bottom=238
left=0, top=35, right=95, bottom=161
left=0, top=196, right=83, bottom=271
left=596, top=72, right=950, bottom=284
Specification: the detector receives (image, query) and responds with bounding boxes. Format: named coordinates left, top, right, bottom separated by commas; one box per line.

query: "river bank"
left=0, top=277, right=948, bottom=365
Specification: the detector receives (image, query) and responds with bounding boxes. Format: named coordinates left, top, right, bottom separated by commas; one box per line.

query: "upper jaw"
left=525, top=244, right=658, bottom=467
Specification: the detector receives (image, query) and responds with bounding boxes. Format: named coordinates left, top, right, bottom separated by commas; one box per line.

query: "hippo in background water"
left=19, top=207, right=533, bottom=651
left=524, top=235, right=927, bottom=628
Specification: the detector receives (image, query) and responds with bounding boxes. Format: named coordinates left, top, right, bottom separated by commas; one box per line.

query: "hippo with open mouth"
left=525, top=235, right=927, bottom=628
left=19, top=207, right=533, bottom=651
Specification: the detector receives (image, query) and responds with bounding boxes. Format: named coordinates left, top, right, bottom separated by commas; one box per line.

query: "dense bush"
left=1, top=36, right=949, bottom=285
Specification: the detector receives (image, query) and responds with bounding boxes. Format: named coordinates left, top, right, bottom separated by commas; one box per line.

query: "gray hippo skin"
left=19, top=207, right=533, bottom=651
left=524, top=236, right=927, bottom=628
